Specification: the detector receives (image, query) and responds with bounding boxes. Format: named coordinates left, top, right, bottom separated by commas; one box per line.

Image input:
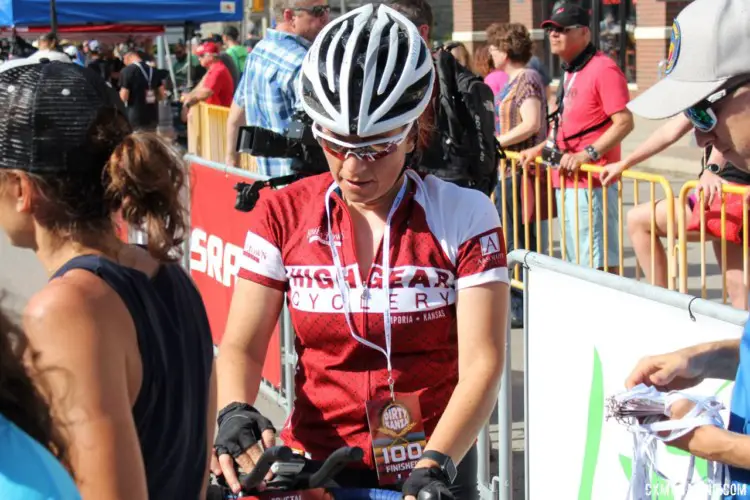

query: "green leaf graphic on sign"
left=716, top=380, right=732, bottom=397
left=619, top=454, right=632, bottom=479
left=578, top=348, right=603, bottom=500
left=653, top=469, right=675, bottom=500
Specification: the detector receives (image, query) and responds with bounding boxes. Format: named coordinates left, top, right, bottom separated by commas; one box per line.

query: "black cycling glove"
left=402, top=467, right=455, bottom=500
left=214, top=402, right=276, bottom=458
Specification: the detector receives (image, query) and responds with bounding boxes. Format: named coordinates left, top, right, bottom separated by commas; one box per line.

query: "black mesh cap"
left=0, top=58, right=127, bottom=175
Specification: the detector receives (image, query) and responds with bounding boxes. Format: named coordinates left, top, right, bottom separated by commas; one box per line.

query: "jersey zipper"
left=333, top=192, right=388, bottom=402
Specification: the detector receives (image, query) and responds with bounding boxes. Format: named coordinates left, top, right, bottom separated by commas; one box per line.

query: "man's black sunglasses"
left=294, top=5, right=330, bottom=17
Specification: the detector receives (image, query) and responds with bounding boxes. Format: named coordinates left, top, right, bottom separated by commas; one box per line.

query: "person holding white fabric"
left=625, top=0, right=750, bottom=496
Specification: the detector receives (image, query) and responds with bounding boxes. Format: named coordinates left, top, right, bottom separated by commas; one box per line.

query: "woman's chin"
left=340, top=179, right=379, bottom=201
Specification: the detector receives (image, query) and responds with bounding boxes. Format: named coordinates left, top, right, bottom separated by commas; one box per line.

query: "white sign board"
left=526, top=266, right=745, bottom=499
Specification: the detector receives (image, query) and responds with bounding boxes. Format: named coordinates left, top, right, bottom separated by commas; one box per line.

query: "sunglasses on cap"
left=684, top=76, right=750, bottom=133
left=294, top=5, right=330, bottom=17
left=544, top=25, right=584, bottom=35
left=312, top=122, right=414, bottom=162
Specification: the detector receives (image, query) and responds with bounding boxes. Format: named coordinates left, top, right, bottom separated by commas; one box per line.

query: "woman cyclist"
left=214, top=4, right=510, bottom=499
left=0, top=59, right=215, bottom=498
left=0, top=304, right=80, bottom=498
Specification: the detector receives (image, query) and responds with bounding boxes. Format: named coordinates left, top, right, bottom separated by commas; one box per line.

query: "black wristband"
left=217, top=402, right=260, bottom=426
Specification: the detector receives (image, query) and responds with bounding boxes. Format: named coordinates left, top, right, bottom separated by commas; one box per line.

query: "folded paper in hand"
left=606, top=384, right=728, bottom=500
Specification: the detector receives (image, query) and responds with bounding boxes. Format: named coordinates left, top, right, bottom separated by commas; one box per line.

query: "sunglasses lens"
left=685, top=107, right=716, bottom=132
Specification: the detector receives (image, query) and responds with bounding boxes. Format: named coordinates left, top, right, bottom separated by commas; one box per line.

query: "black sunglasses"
left=544, top=25, right=584, bottom=35
left=294, top=5, right=330, bottom=17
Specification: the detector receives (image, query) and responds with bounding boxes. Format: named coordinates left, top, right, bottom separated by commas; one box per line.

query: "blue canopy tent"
left=0, top=0, right=243, bottom=27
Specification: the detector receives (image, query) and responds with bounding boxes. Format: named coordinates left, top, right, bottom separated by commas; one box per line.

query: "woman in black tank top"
left=0, top=60, right=215, bottom=498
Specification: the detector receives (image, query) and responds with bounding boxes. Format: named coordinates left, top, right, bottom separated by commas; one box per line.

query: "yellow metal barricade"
left=677, top=181, right=750, bottom=309
left=193, top=103, right=259, bottom=172
left=498, top=151, right=676, bottom=291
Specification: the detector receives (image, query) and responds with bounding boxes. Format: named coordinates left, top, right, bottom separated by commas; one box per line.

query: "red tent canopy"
left=2, top=24, right=165, bottom=42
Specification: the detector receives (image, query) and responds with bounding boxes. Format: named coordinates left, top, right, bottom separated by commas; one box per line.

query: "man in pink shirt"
left=520, top=3, right=634, bottom=270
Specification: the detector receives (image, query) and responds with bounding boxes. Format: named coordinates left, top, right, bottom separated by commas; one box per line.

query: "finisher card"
left=366, top=393, right=428, bottom=486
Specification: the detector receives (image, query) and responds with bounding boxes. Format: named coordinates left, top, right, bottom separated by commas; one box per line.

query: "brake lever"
left=308, top=447, right=364, bottom=488
left=238, top=446, right=293, bottom=491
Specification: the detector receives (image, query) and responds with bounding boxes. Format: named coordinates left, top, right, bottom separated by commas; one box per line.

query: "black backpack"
left=417, top=49, right=502, bottom=197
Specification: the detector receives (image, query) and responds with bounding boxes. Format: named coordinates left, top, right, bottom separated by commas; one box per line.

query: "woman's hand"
left=698, top=169, right=727, bottom=205
left=402, top=466, right=454, bottom=500
left=518, top=144, right=543, bottom=167
left=600, top=160, right=628, bottom=186
left=625, top=346, right=707, bottom=392
left=212, top=403, right=277, bottom=494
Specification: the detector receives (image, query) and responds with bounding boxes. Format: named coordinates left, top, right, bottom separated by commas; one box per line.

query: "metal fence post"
left=476, top=425, right=490, bottom=497
left=523, top=264, right=530, bottom=500
left=497, top=309, right=513, bottom=500
left=282, top=300, right=296, bottom=414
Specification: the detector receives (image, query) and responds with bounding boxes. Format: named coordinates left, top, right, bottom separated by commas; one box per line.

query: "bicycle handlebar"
left=331, top=488, right=401, bottom=500
left=308, top=447, right=365, bottom=488
left=239, top=445, right=293, bottom=490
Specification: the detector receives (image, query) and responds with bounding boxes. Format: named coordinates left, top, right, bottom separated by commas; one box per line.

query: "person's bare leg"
left=712, top=241, right=748, bottom=310
left=626, top=199, right=674, bottom=288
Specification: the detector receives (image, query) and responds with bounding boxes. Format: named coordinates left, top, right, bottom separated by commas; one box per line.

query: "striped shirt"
left=234, top=29, right=311, bottom=177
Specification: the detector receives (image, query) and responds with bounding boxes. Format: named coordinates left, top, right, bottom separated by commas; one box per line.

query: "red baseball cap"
left=541, top=3, right=590, bottom=29
left=196, top=42, right=219, bottom=56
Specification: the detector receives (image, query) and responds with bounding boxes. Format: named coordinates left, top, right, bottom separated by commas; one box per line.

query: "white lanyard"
left=134, top=62, right=153, bottom=86
left=324, top=176, right=409, bottom=400
left=564, top=72, right=578, bottom=95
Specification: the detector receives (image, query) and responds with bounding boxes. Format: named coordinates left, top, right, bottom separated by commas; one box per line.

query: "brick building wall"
left=448, top=0, right=694, bottom=94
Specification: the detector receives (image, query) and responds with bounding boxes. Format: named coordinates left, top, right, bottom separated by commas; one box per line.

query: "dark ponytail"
left=106, top=132, right=188, bottom=262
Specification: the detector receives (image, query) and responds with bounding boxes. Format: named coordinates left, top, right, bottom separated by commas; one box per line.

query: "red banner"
left=188, top=160, right=282, bottom=389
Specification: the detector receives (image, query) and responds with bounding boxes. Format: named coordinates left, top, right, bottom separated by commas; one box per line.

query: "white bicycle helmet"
left=300, top=3, right=435, bottom=138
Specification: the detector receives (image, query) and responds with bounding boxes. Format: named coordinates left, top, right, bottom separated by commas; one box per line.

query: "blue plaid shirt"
left=235, top=29, right=311, bottom=177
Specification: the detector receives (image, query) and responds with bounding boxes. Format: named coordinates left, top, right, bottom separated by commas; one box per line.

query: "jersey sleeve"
left=202, top=66, right=220, bottom=94
left=596, top=62, right=630, bottom=117
left=237, top=194, right=287, bottom=290
left=455, top=194, right=509, bottom=290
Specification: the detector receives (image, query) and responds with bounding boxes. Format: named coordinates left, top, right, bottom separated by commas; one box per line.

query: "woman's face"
left=320, top=125, right=416, bottom=207
left=489, top=46, right=508, bottom=70
left=0, top=172, right=36, bottom=249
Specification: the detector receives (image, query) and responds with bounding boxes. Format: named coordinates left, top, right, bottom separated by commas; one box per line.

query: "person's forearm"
left=621, top=119, right=692, bottom=169
left=691, top=339, right=740, bottom=381
left=591, top=119, right=634, bottom=157
left=687, top=425, right=750, bottom=468
left=499, top=122, right=540, bottom=149
left=216, top=345, right=264, bottom=410
left=528, top=141, right=546, bottom=158
left=420, top=359, right=503, bottom=466
left=225, top=103, right=246, bottom=162
left=185, top=87, right=212, bottom=106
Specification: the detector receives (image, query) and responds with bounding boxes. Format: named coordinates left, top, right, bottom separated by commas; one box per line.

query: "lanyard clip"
left=388, top=375, right=396, bottom=401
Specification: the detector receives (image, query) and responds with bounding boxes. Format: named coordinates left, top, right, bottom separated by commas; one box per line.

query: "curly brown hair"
left=473, top=44, right=494, bottom=78
left=486, top=22, right=533, bottom=65
left=0, top=303, right=71, bottom=473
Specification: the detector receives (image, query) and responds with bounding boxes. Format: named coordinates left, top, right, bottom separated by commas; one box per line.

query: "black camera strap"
left=546, top=43, right=610, bottom=148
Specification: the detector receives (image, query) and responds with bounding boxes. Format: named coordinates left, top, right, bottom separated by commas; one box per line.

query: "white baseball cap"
left=627, top=0, right=750, bottom=120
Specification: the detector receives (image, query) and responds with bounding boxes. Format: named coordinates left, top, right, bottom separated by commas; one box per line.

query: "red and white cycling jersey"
left=239, top=169, right=508, bottom=468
